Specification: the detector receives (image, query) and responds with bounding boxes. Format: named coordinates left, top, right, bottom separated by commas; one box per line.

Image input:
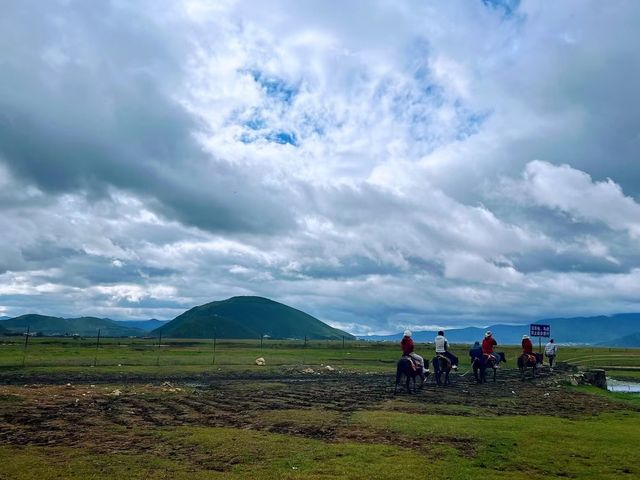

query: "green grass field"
left=2, top=336, right=638, bottom=375
left=2, top=411, right=638, bottom=480
left=1, top=336, right=639, bottom=479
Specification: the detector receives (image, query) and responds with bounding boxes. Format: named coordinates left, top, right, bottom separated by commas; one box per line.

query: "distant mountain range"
left=2, top=304, right=639, bottom=345
left=0, top=314, right=145, bottom=337
left=154, top=296, right=354, bottom=340
left=362, top=313, right=640, bottom=346
left=601, top=332, right=640, bottom=348
left=115, top=319, right=168, bottom=332
left=0, top=297, right=353, bottom=340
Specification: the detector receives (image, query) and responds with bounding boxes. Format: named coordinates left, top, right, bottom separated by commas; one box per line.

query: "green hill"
left=603, top=332, right=640, bottom=347
left=1, top=314, right=144, bottom=337
left=154, top=296, right=354, bottom=340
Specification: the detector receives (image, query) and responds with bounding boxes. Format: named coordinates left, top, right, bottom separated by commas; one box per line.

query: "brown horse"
left=394, top=357, right=429, bottom=394
left=518, top=353, right=542, bottom=380
left=432, top=354, right=451, bottom=386
left=473, top=352, right=506, bottom=383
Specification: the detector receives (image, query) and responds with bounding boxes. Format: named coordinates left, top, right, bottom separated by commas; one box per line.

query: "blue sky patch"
left=250, top=69, right=298, bottom=105
left=267, top=131, right=298, bottom=146
left=481, top=0, right=520, bottom=17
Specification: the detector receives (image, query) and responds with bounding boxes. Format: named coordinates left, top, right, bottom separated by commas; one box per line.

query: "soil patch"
left=0, top=369, right=629, bottom=459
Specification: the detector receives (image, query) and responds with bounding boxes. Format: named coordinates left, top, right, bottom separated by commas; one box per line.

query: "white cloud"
left=506, top=160, right=640, bottom=237
left=1, top=1, right=640, bottom=332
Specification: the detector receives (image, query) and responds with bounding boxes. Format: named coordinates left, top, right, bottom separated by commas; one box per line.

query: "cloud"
left=1, top=0, right=640, bottom=333
left=503, top=160, right=640, bottom=238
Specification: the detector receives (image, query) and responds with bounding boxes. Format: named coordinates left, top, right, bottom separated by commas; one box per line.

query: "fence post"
left=93, top=329, right=101, bottom=367
left=21, top=325, right=30, bottom=368
left=212, top=332, right=216, bottom=366
left=156, top=331, right=162, bottom=366
left=260, top=334, right=264, bottom=350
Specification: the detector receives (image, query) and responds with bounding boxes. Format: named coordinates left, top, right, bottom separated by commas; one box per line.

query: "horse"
left=478, top=352, right=506, bottom=383
left=518, top=353, right=542, bottom=380
left=394, top=356, right=429, bottom=394
left=432, top=354, right=452, bottom=386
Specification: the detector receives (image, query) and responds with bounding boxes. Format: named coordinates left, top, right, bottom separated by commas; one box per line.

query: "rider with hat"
left=482, top=331, right=501, bottom=366
left=400, top=330, right=427, bottom=375
left=434, top=330, right=458, bottom=370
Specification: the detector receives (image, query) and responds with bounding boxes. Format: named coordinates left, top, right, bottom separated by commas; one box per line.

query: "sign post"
left=529, top=324, right=550, bottom=354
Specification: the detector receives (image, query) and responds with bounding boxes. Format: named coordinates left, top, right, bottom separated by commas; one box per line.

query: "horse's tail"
left=517, top=354, right=526, bottom=368
left=498, top=352, right=506, bottom=363
left=396, top=358, right=406, bottom=383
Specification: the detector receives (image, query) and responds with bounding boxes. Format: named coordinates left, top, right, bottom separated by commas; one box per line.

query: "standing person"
left=545, top=339, right=558, bottom=369
left=400, top=330, right=427, bottom=375
left=521, top=335, right=534, bottom=354
left=434, top=330, right=458, bottom=370
left=482, top=331, right=500, bottom=366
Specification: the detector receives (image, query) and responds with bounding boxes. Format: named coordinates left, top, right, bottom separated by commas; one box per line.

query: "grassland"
left=0, top=337, right=638, bottom=479
left=2, top=336, right=638, bottom=375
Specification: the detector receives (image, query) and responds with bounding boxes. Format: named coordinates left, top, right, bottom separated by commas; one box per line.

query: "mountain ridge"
left=115, top=319, right=168, bottom=332
left=1, top=314, right=145, bottom=337
left=154, top=296, right=354, bottom=340
left=361, top=313, right=640, bottom=346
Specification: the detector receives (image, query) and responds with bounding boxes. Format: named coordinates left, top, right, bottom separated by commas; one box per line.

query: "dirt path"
left=0, top=368, right=631, bottom=460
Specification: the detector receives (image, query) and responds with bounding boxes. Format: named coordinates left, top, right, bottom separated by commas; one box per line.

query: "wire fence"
left=1, top=332, right=637, bottom=371
left=0, top=334, right=405, bottom=370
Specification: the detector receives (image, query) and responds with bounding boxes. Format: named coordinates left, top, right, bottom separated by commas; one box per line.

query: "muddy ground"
left=0, top=366, right=633, bottom=463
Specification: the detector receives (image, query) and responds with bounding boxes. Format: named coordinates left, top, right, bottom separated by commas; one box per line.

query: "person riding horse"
left=395, top=330, right=429, bottom=393
left=471, top=339, right=505, bottom=383
left=482, top=331, right=501, bottom=367
left=521, top=334, right=542, bottom=365
left=469, top=341, right=484, bottom=382
left=434, top=331, right=458, bottom=370
left=518, top=334, right=543, bottom=379
left=400, top=330, right=427, bottom=375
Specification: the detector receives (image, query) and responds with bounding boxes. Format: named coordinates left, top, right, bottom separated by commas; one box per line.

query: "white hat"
left=522, top=334, right=529, bottom=339
left=485, top=331, right=492, bottom=337
left=404, top=329, right=412, bottom=337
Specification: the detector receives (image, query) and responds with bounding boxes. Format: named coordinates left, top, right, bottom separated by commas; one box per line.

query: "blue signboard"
left=530, top=324, right=551, bottom=337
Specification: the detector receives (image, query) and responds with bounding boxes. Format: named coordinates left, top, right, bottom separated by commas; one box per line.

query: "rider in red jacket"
left=522, top=335, right=533, bottom=354
left=482, top=331, right=497, bottom=355
left=401, top=331, right=415, bottom=356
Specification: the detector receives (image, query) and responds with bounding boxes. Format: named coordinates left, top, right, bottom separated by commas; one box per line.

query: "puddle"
left=607, top=378, right=640, bottom=393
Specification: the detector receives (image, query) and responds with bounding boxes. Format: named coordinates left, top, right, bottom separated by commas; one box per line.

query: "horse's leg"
left=394, top=365, right=402, bottom=394
left=492, top=367, right=496, bottom=382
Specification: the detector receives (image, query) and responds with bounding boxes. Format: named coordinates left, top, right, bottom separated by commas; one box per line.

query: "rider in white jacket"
left=434, top=331, right=458, bottom=370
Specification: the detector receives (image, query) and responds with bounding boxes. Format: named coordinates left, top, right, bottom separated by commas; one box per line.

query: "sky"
left=1, top=0, right=640, bottom=334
